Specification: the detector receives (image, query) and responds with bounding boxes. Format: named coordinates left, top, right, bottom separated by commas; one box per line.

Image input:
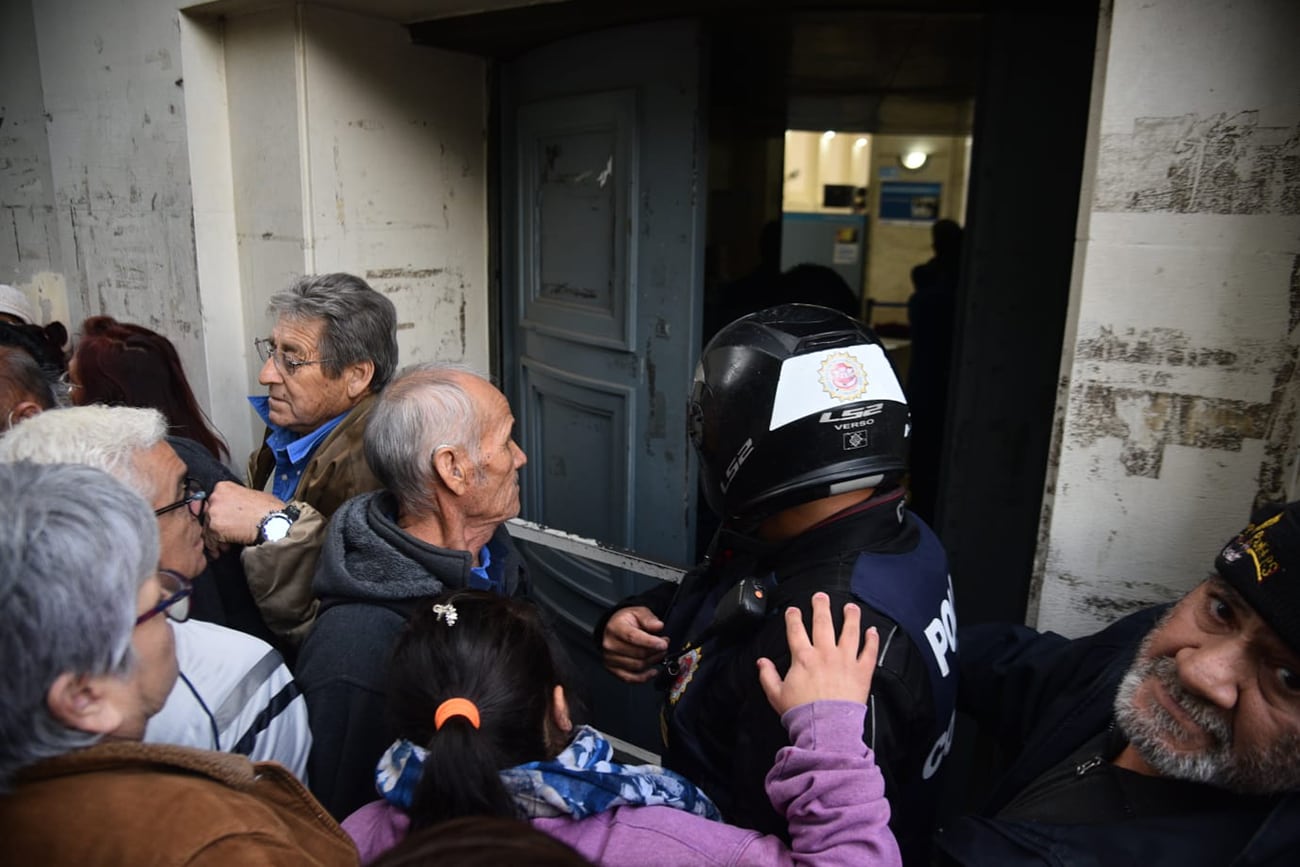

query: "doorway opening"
left=409, top=0, right=1099, bottom=749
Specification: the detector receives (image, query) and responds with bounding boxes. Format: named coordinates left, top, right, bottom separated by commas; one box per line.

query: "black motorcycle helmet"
left=689, top=303, right=910, bottom=522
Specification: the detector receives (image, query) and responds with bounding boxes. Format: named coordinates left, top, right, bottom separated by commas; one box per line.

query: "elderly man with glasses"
left=0, top=405, right=311, bottom=780
left=204, top=273, right=398, bottom=649
left=0, top=462, right=358, bottom=865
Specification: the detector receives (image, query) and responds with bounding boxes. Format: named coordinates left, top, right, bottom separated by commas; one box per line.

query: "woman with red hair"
left=69, top=316, right=229, bottom=461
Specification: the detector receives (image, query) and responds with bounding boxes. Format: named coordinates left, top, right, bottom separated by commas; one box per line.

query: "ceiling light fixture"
left=900, top=149, right=928, bottom=170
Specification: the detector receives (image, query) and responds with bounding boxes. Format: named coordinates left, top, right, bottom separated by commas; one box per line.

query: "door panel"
left=521, top=357, right=633, bottom=547
left=519, top=90, right=636, bottom=348
left=502, top=20, right=705, bottom=750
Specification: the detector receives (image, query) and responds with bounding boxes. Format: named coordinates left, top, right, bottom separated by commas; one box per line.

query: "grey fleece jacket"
left=296, top=491, right=527, bottom=820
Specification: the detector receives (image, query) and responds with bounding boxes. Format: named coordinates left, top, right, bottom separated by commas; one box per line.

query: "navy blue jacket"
left=936, top=606, right=1300, bottom=866
left=604, top=492, right=957, bottom=866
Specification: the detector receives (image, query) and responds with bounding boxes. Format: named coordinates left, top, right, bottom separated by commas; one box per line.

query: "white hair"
left=0, top=405, right=167, bottom=497
left=0, top=461, right=159, bottom=789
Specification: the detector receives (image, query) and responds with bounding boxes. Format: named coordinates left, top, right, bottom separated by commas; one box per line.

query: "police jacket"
left=601, top=490, right=958, bottom=866
left=935, top=606, right=1300, bottom=866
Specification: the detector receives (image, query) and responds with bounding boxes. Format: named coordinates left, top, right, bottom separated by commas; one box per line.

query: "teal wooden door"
left=501, top=19, right=706, bottom=750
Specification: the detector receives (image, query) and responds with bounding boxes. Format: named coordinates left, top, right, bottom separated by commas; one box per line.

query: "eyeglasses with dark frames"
left=155, top=477, right=207, bottom=518
left=135, top=569, right=193, bottom=626
left=155, top=478, right=208, bottom=519
left=254, top=337, right=333, bottom=377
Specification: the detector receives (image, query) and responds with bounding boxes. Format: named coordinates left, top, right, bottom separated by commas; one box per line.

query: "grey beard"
left=1114, top=652, right=1300, bottom=794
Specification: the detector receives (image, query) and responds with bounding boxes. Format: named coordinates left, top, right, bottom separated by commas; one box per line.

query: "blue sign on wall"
left=879, top=181, right=942, bottom=222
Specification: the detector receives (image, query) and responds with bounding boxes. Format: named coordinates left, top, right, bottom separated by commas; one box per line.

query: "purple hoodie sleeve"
left=746, top=700, right=902, bottom=867
left=537, top=701, right=902, bottom=867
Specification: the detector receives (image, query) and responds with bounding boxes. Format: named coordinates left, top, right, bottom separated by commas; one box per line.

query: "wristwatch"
left=256, top=504, right=301, bottom=544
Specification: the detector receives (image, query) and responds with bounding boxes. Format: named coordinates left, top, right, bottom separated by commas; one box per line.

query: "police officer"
left=597, top=303, right=958, bottom=865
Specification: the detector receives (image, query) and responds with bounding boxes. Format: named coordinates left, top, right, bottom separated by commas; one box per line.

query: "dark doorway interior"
left=410, top=0, right=1100, bottom=747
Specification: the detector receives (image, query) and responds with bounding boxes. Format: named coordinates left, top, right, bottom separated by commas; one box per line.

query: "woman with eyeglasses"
left=0, top=461, right=358, bottom=866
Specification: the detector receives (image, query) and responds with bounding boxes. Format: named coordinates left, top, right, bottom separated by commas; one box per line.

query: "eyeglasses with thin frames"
left=136, top=569, right=193, bottom=626
left=56, top=370, right=81, bottom=393
left=254, top=338, right=333, bottom=377
left=155, top=477, right=207, bottom=519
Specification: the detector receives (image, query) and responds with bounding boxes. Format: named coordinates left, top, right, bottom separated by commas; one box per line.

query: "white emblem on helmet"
left=819, top=352, right=869, bottom=402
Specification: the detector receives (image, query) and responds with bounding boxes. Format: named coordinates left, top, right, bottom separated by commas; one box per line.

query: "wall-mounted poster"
left=879, top=181, right=941, bottom=222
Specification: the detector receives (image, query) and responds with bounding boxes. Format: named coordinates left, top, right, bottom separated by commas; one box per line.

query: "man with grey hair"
left=0, top=462, right=357, bottom=864
left=206, top=272, right=398, bottom=648
left=296, top=362, right=529, bottom=818
left=0, top=406, right=312, bottom=780
left=0, top=345, right=59, bottom=431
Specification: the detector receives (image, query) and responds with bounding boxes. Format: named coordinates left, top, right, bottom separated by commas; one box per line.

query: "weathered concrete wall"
left=298, top=5, right=489, bottom=370
left=2, top=1, right=488, bottom=465
left=0, top=0, right=66, bottom=324
left=203, top=4, right=488, bottom=453
left=31, top=0, right=209, bottom=404
left=1035, top=0, right=1300, bottom=635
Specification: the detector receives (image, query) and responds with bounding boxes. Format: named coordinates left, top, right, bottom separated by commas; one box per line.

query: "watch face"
left=262, top=514, right=293, bottom=543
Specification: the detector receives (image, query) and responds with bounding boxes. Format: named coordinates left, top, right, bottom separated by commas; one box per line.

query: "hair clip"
left=432, top=602, right=458, bottom=626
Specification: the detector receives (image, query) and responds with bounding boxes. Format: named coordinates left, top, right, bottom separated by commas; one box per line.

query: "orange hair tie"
left=434, top=697, right=481, bottom=730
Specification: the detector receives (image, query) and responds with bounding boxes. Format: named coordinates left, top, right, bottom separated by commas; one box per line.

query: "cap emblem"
left=819, top=352, right=869, bottom=402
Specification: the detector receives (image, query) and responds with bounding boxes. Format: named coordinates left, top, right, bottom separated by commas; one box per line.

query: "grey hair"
left=0, top=461, right=160, bottom=790
left=0, top=346, right=59, bottom=422
left=269, top=273, right=399, bottom=392
left=0, top=405, right=167, bottom=498
left=364, top=362, right=488, bottom=516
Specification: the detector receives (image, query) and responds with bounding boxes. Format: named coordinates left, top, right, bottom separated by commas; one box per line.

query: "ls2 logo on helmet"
left=818, top=402, right=883, bottom=431
left=818, top=352, right=869, bottom=402
left=721, top=437, right=754, bottom=493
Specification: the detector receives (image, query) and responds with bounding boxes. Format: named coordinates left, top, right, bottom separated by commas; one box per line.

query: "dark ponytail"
left=387, top=590, right=564, bottom=830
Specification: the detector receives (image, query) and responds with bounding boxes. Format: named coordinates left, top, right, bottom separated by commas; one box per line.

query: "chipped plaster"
left=1035, top=0, right=1300, bottom=636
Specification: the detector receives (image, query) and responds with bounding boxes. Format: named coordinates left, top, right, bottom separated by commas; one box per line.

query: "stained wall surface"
left=211, top=4, right=489, bottom=454
left=1035, top=0, right=1300, bottom=634
left=0, top=0, right=66, bottom=324
left=1, top=0, right=488, bottom=466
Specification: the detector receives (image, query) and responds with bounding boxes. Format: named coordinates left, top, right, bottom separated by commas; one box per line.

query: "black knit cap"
left=1215, top=500, right=1300, bottom=656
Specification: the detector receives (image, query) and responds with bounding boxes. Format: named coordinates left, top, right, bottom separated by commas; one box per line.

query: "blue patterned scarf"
left=375, top=725, right=721, bottom=822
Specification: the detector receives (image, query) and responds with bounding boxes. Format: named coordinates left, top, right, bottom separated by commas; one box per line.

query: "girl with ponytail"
left=343, top=589, right=901, bottom=866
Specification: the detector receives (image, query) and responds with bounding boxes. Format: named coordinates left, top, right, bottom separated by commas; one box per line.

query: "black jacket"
left=936, top=606, right=1300, bottom=866
left=296, top=491, right=527, bottom=819
left=168, top=436, right=277, bottom=648
left=601, top=491, right=957, bottom=866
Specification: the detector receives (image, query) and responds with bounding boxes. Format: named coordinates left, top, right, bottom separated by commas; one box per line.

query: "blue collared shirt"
left=249, top=396, right=348, bottom=501
left=469, top=543, right=500, bottom=593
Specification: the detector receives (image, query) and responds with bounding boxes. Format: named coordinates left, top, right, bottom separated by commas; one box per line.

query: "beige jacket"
left=243, top=394, right=381, bottom=648
left=0, top=741, right=358, bottom=866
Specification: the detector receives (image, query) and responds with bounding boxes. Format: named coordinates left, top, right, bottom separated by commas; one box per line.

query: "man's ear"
left=550, top=684, right=573, bottom=734
left=344, top=360, right=376, bottom=399
left=46, top=672, right=124, bottom=736
left=433, top=446, right=469, bottom=496
left=7, top=399, right=43, bottom=426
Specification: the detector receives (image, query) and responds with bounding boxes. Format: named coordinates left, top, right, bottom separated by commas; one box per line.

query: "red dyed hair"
left=73, top=316, right=230, bottom=461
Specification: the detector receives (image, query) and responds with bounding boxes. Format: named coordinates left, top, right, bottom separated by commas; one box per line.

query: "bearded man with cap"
left=596, top=303, right=957, bottom=865
left=934, top=502, right=1300, bottom=865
